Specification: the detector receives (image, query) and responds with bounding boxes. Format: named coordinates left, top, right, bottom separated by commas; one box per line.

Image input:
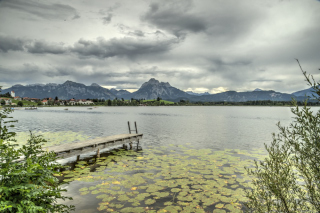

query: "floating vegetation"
left=15, top=131, right=91, bottom=147
left=59, top=145, right=268, bottom=212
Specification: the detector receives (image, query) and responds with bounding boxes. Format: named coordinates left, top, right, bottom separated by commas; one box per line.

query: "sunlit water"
left=10, top=106, right=307, bottom=212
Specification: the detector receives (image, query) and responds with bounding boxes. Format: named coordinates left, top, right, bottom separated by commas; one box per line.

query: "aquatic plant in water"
left=59, top=144, right=268, bottom=212
left=15, top=131, right=91, bottom=147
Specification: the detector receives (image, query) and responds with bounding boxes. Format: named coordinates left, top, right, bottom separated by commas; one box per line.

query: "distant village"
left=0, top=90, right=94, bottom=106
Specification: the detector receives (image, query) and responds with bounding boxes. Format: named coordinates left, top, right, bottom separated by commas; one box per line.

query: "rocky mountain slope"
left=130, top=78, right=191, bottom=100
left=186, top=91, right=210, bottom=96
left=1, top=81, right=116, bottom=100
left=291, top=87, right=319, bottom=98
left=1, top=78, right=313, bottom=102
left=187, top=90, right=302, bottom=102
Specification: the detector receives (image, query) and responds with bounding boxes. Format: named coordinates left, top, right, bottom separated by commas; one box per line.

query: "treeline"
left=0, top=92, right=11, bottom=98
left=179, top=100, right=320, bottom=106
left=91, top=98, right=144, bottom=106
left=90, top=99, right=320, bottom=106
left=90, top=98, right=173, bottom=106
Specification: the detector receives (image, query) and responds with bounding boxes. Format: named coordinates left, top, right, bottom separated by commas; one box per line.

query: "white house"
left=0, top=98, right=12, bottom=105
left=85, top=100, right=94, bottom=105
left=78, top=99, right=93, bottom=105
left=42, top=100, right=48, bottom=105
left=68, top=99, right=76, bottom=105
left=11, top=91, right=15, bottom=98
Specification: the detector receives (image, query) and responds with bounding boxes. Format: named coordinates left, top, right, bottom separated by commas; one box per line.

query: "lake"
left=11, top=106, right=298, bottom=212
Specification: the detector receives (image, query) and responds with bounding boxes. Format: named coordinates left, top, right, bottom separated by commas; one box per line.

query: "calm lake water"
left=12, top=106, right=294, bottom=150
left=10, top=106, right=305, bottom=212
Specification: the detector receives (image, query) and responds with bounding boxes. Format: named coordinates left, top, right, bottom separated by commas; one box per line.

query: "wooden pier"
left=16, top=122, right=142, bottom=161
left=46, top=133, right=143, bottom=159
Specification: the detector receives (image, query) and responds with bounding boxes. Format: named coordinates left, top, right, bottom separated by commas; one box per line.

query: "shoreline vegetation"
left=1, top=97, right=320, bottom=108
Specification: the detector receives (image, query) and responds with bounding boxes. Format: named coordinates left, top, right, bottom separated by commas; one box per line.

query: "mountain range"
left=1, top=78, right=316, bottom=102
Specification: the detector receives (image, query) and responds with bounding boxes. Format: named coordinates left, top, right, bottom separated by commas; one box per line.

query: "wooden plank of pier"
left=45, top=133, right=143, bottom=159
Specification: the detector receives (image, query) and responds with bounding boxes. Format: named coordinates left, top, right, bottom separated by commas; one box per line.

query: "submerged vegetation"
left=58, top=145, right=268, bottom=212
left=15, top=130, right=91, bottom=147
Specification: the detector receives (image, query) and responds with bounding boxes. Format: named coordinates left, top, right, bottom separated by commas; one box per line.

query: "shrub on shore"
left=0, top=95, right=74, bottom=212
left=245, top=60, right=320, bottom=212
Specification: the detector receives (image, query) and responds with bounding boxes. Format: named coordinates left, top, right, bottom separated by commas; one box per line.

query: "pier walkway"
left=46, top=133, right=143, bottom=159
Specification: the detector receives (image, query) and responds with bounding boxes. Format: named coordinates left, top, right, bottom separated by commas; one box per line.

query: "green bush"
left=245, top=61, right=320, bottom=212
left=17, top=101, right=23, bottom=107
left=0, top=107, right=74, bottom=212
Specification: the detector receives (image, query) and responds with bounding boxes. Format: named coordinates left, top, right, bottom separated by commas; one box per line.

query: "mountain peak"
left=62, top=80, right=86, bottom=87
left=140, top=78, right=172, bottom=89
left=254, top=88, right=263, bottom=91
left=91, top=83, right=101, bottom=87
left=148, top=78, right=160, bottom=84
left=63, top=80, right=75, bottom=84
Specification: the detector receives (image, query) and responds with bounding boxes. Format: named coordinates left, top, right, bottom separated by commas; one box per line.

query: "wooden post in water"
left=128, top=121, right=139, bottom=149
left=128, top=121, right=131, bottom=134
left=134, top=121, right=138, bottom=133
left=97, top=148, right=100, bottom=158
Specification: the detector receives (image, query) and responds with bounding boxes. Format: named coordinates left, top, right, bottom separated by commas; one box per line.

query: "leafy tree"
left=245, top=60, right=320, bottom=212
left=0, top=107, right=74, bottom=212
left=107, top=99, right=111, bottom=106
left=37, top=101, right=43, bottom=106
left=0, top=92, right=11, bottom=98
left=48, top=100, right=54, bottom=106
left=0, top=100, right=5, bottom=106
left=17, top=101, right=23, bottom=107
left=157, top=97, right=161, bottom=101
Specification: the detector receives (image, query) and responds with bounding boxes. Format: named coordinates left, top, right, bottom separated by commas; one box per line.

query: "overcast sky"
left=0, top=0, right=319, bottom=93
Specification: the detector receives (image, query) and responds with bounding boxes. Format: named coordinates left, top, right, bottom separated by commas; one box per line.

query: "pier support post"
left=97, top=148, right=100, bottom=158
left=128, top=121, right=131, bottom=134
left=134, top=121, right=138, bottom=134
left=76, top=155, right=80, bottom=161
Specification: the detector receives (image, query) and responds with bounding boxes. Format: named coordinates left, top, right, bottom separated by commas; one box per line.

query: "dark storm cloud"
left=142, top=0, right=265, bottom=44
left=142, top=1, right=207, bottom=37
left=0, top=34, right=181, bottom=59
left=102, top=14, right=113, bottom=24
left=70, top=36, right=180, bottom=59
left=26, top=41, right=67, bottom=54
left=0, top=35, right=67, bottom=54
left=0, top=0, right=80, bottom=20
left=0, top=35, right=25, bottom=52
left=0, top=64, right=41, bottom=86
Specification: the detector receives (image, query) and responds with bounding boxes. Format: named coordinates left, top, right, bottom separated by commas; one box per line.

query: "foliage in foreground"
left=0, top=107, right=74, bottom=212
left=245, top=61, right=320, bottom=212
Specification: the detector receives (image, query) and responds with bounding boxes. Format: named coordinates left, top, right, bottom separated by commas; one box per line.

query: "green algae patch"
left=60, top=145, right=267, bottom=212
left=15, top=131, right=91, bottom=147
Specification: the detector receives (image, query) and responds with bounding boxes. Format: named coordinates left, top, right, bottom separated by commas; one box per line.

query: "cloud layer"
left=0, top=0, right=320, bottom=93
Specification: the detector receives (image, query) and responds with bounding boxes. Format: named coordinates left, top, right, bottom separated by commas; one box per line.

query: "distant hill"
left=186, top=91, right=210, bottom=96
left=1, top=79, right=314, bottom=102
left=291, top=87, right=319, bottom=98
left=187, top=90, right=302, bottom=102
left=253, top=88, right=263, bottom=92
left=110, top=88, right=132, bottom=99
left=1, top=81, right=116, bottom=100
